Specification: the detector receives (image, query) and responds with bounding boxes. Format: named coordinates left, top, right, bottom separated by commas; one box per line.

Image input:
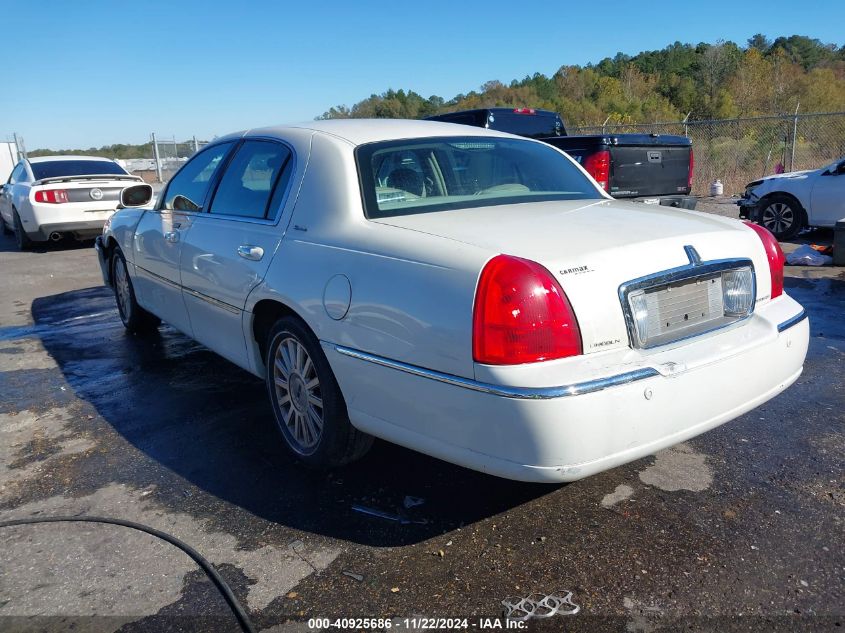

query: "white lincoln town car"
left=95, top=120, right=808, bottom=482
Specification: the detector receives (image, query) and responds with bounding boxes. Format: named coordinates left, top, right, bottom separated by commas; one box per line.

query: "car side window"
left=9, top=163, right=26, bottom=184
left=163, top=142, right=234, bottom=211
left=208, top=140, right=292, bottom=219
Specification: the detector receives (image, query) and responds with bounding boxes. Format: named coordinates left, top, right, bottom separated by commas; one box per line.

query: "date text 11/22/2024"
left=307, top=618, right=527, bottom=629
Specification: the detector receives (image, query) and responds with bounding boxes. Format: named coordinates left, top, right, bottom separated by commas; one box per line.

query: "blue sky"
left=3, top=0, right=842, bottom=150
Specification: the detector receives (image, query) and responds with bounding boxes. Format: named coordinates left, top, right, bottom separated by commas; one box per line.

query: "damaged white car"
left=96, top=120, right=808, bottom=482
left=738, top=156, right=845, bottom=239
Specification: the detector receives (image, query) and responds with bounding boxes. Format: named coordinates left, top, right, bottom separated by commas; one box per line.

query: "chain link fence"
left=123, top=134, right=208, bottom=185
left=569, top=112, right=845, bottom=197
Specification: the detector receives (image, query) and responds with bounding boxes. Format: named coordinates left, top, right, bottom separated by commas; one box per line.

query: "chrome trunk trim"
left=618, top=257, right=756, bottom=349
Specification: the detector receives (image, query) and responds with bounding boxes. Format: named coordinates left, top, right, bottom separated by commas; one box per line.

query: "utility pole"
left=151, top=132, right=163, bottom=183
left=12, top=133, right=26, bottom=160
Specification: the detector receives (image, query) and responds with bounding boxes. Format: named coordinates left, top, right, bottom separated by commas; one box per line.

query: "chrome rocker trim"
left=333, top=345, right=659, bottom=400
left=777, top=309, right=807, bottom=333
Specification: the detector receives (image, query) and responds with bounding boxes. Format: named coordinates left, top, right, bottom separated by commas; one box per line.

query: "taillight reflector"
left=473, top=254, right=582, bottom=365
left=583, top=150, right=610, bottom=191
left=513, top=108, right=536, bottom=115
left=35, top=189, right=69, bottom=204
left=688, top=148, right=695, bottom=191
left=744, top=222, right=785, bottom=299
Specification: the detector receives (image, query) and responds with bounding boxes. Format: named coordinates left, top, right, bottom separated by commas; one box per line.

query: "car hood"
left=752, top=168, right=818, bottom=186
left=373, top=199, right=770, bottom=355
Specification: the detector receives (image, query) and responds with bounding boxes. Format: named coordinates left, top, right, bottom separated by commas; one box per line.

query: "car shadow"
left=25, top=286, right=554, bottom=547
left=0, top=231, right=96, bottom=254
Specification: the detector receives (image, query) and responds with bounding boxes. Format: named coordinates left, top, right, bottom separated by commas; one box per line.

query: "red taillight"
left=688, top=148, right=695, bottom=191
left=35, top=189, right=69, bottom=204
left=582, top=150, right=610, bottom=191
left=473, top=254, right=582, bottom=365
left=744, top=222, right=785, bottom=299
left=513, top=108, right=536, bottom=115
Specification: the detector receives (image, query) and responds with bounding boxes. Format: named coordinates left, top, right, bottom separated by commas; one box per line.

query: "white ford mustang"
left=0, top=155, right=143, bottom=249
left=95, top=120, right=808, bottom=482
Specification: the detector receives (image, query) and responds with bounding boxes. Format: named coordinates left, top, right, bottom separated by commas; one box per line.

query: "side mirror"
left=118, top=184, right=154, bottom=209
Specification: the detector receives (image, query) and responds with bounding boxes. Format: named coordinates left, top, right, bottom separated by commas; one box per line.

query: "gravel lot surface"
left=0, top=202, right=842, bottom=632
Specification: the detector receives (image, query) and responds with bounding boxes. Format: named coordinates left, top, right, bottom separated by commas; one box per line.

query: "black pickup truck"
left=426, top=108, right=696, bottom=209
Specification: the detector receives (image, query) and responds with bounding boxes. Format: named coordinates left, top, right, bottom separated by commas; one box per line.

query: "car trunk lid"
left=373, top=200, right=769, bottom=354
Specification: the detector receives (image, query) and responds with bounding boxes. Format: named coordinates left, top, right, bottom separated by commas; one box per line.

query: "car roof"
left=28, top=155, right=118, bottom=164
left=244, top=119, right=520, bottom=146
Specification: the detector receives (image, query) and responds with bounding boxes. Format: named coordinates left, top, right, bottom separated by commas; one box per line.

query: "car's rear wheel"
left=266, top=316, right=373, bottom=468
left=112, top=249, right=161, bottom=333
left=760, top=195, right=804, bottom=240
left=12, top=210, right=33, bottom=251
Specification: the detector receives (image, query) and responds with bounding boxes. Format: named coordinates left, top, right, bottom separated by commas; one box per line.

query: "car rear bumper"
left=26, top=202, right=115, bottom=240
left=28, top=219, right=109, bottom=241
left=624, top=195, right=697, bottom=210
left=325, top=295, right=808, bottom=482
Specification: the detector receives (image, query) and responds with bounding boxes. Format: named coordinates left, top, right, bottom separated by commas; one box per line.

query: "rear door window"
left=162, top=142, right=234, bottom=211
left=208, top=140, right=293, bottom=219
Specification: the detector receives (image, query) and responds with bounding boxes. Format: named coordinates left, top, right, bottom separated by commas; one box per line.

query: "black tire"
left=266, top=316, right=373, bottom=468
left=758, top=194, right=804, bottom=240
left=12, top=210, right=33, bottom=251
left=111, top=249, right=161, bottom=333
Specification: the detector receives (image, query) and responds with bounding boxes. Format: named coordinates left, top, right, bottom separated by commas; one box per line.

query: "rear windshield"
left=487, top=112, right=563, bottom=138
left=357, top=136, right=602, bottom=219
left=30, top=160, right=128, bottom=180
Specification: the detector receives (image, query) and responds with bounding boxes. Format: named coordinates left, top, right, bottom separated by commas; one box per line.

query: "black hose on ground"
left=0, top=515, right=257, bottom=633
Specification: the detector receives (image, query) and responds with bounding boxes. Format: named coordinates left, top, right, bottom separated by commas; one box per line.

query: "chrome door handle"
left=237, top=245, right=264, bottom=261
left=164, top=231, right=179, bottom=243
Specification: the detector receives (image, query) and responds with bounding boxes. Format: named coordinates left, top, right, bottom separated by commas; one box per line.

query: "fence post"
left=192, top=136, right=199, bottom=153
left=601, top=115, right=610, bottom=135
left=12, top=133, right=26, bottom=160
left=790, top=103, right=800, bottom=172
left=151, top=132, right=163, bottom=183
left=683, top=112, right=691, bottom=137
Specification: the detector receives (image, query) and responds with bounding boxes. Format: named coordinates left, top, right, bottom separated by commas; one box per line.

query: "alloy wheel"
left=114, top=259, right=132, bottom=322
left=761, top=202, right=794, bottom=236
left=272, top=336, right=324, bottom=453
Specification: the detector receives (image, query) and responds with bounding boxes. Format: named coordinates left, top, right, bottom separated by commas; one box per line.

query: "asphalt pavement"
left=0, top=216, right=842, bottom=633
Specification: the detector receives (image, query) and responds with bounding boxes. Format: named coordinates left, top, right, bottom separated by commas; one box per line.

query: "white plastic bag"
left=786, top=244, right=833, bottom=266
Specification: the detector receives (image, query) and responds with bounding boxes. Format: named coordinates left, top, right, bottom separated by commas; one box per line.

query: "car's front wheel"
left=12, top=210, right=33, bottom=250
left=112, top=249, right=161, bottom=333
left=759, top=194, right=804, bottom=240
left=266, top=316, right=373, bottom=468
